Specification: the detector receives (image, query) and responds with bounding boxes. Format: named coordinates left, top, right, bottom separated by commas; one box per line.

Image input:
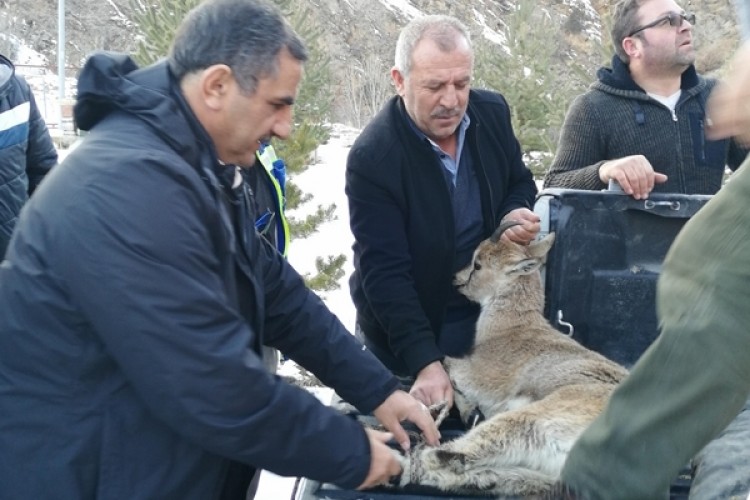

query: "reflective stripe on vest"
left=255, top=144, right=290, bottom=257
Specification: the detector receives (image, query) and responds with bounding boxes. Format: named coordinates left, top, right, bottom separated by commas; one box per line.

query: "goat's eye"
left=473, top=261, right=482, bottom=271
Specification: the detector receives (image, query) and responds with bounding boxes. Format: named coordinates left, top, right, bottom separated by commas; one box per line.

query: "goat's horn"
left=490, top=220, right=523, bottom=243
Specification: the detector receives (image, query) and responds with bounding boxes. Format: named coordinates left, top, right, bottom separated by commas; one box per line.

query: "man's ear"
left=622, top=37, right=640, bottom=60
left=200, top=64, right=234, bottom=111
left=391, top=67, right=406, bottom=96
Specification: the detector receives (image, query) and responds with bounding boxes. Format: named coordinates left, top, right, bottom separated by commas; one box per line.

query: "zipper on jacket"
left=698, top=119, right=706, bottom=161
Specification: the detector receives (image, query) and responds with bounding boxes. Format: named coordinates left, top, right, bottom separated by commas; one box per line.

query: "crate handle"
left=644, top=200, right=681, bottom=210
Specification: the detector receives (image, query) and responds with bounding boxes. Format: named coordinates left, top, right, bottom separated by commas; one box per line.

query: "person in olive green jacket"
left=557, top=30, right=750, bottom=500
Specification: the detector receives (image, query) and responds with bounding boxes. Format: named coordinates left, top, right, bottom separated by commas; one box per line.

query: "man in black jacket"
left=346, top=15, right=540, bottom=409
left=0, top=1, right=439, bottom=499
left=0, top=53, right=57, bottom=258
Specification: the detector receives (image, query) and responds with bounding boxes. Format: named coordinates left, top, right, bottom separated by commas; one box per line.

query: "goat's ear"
left=508, top=257, right=543, bottom=276
left=528, top=233, right=555, bottom=259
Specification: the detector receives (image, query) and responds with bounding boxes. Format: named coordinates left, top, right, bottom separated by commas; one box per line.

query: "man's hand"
left=356, top=428, right=403, bottom=490
left=598, top=155, right=668, bottom=200
left=409, top=361, right=454, bottom=409
left=706, top=41, right=750, bottom=146
left=500, top=208, right=541, bottom=244
left=373, top=389, right=441, bottom=451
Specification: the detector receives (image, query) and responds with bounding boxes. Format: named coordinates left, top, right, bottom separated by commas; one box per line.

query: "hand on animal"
left=409, top=361, right=455, bottom=409
left=373, top=389, right=441, bottom=451
left=356, top=428, right=403, bottom=489
left=706, top=41, right=750, bottom=146
left=499, top=208, right=540, bottom=244
left=598, top=155, right=668, bottom=199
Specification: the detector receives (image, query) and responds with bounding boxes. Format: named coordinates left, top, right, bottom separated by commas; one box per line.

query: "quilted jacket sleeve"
left=21, top=77, right=57, bottom=193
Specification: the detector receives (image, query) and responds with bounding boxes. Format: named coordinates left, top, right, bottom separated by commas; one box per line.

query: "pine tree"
left=129, top=0, right=346, bottom=292
left=129, top=0, right=192, bottom=64
left=474, top=1, right=590, bottom=178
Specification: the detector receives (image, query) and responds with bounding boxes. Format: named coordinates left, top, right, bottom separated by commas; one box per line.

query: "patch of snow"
left=472, top=9, right=506, bottom=47
left=378, top=0, right=423, bottom=21
left=14, top=40, right=47, bottom=66
left=286, top=123, right=361, bottom=333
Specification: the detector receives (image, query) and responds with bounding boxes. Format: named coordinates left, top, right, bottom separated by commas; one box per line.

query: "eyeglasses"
left=628, top=11, right=696, bottom=37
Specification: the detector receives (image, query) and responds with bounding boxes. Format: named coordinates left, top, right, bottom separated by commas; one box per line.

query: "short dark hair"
left=611, top=0, right=648, bottom=64
left=168, top=0, right=307, bottom=95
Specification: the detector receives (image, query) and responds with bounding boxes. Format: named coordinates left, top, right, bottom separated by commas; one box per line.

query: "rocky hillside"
left=0, top=0, right=742, bottom=123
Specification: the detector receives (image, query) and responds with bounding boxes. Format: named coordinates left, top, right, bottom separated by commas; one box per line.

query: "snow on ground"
left=14, top=45, right=77, bottom=137
left=285, top=123, right=361, bottom=333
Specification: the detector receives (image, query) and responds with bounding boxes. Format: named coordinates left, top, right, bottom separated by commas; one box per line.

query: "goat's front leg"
left=445, top=357, right=481, bottom=426
left=453, top=388, right=486, bottom=429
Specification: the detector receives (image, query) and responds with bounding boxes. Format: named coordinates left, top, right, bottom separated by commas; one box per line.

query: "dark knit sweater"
left=544, top=56, right=748, bottom=195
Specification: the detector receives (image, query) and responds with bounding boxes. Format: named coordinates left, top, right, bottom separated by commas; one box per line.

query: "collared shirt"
left=406, top=112, right=471, bottom=187
left=403, top=109, right=482, bottom=357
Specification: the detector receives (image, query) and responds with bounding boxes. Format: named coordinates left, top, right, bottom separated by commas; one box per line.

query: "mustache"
left=431, top=108, right=461, bottom=119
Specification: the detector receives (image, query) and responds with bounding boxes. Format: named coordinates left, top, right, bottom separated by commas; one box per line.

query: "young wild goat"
left=396, top=220, right=629, bottom=496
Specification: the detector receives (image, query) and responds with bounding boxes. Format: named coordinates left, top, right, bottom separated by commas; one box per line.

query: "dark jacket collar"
left=74, top=52, right=216, bottom=167
left=597, top=54, right=700, bottom=93
left=74, top=52, right=231, bottom=193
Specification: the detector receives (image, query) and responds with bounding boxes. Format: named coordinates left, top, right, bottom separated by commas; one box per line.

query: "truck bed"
left=294, top=189, right=706, bottom=500
left=293, top=405, right=694, bottom=500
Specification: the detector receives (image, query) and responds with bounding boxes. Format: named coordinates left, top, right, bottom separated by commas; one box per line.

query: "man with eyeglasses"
left=548, top=3, right=750, bottom=496
left=544, top=0, right=748, bottom=200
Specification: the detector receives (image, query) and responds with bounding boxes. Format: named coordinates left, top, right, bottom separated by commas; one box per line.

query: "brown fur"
left=398, top=228, right=628, bottom=496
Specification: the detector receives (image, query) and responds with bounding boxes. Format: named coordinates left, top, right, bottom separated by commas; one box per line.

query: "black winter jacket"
left=0, top=52, right=399, bottom=499
left=544, top=56, right=748, bottom=194
left=0, top=54, right=57, bottom=257
left=347, top=90, right=537, bottom=376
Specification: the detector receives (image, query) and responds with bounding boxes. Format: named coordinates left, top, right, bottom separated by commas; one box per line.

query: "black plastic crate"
left=535, top=188, right=712, bottom=367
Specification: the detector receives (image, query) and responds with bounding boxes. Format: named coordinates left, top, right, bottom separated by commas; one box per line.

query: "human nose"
left=440, top=85, right=459, bottom=108
left=272, top=108, right=293, bottom=140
